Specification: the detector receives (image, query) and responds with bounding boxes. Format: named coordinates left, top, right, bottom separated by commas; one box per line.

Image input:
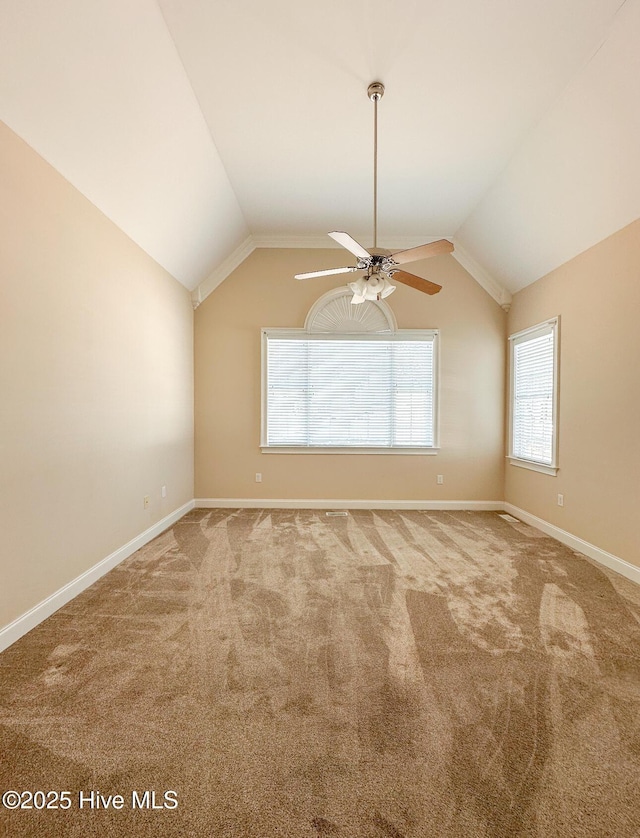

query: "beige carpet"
left=1, top=509, right=640, bottom=837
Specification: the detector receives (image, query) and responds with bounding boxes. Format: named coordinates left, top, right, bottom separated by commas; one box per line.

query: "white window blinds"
left=264, top=332, right=437, bottom=449
left=510, top=321, right=558, bottom=465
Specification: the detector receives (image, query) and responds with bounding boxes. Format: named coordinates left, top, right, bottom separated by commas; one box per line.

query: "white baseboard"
left=6, top=497, right=633, bottom=656
left=197, top=498, right=640, bottom=586
left=0, top=500, right=195, bottom=653
left=195, top=498, right=505, bottom=511
left=504, top=503, right=640, bottom=586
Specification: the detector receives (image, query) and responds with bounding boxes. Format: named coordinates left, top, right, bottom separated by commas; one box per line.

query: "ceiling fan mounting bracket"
left=367, top=82, right=385, bottom=102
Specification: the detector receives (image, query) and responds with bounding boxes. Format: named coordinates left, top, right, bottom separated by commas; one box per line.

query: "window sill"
left=508, top=457, right=558, bottom=476
left=261, top=446, right=440, bottom=456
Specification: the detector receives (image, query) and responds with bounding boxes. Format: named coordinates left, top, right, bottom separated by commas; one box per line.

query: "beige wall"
left=506, top=219, right=640, bottom=566
left=195, top=248, right=505, bottom=502
left=0, top=122, right=194, bottom=631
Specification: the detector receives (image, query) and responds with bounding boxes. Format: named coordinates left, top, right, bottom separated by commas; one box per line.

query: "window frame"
left=260, top=328, right=440, bottom=455
left=507, top=317, right=560, bottom=476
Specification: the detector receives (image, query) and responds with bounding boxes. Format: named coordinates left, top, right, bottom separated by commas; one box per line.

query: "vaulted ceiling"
left=2, top=0, right=638, bottom=302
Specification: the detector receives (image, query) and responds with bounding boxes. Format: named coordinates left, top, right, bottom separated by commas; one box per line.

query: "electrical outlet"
left=143, top=495, right=150, bottom=509
left=557, top=493, right=564, bottom=507
left=161, top=485, right=167, bottom=498
left=437, top=475, right=444, bottom=485
left=255, top=473, right=262, bottom=483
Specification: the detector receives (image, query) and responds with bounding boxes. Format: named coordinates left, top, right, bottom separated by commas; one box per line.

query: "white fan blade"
left=328, top=231, right=372, bottom=260
left=390, top=239, right=453, bottom=265
left=295, top=266, right=358, bottom=280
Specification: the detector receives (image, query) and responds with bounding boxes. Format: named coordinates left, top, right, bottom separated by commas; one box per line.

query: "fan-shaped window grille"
left=304, top=288, right=396, bottom=333
left=261, top=288, right=438, bottom=454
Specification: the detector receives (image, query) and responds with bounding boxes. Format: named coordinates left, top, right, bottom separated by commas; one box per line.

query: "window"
left=261, top=329, right=439, bottom=453
left=508, top=318, right=559, bottom=475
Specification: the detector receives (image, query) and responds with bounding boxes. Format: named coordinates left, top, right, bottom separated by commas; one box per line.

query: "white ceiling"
left=1, top=0, right=638, bottom=295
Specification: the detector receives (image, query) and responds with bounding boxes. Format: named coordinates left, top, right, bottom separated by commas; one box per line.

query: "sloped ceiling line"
left=2, top=1, right=635, bottom=297
left=454, top=0, right=640, bottom=292
left=450, top=242, right=512, bottom=309
left=191, top=237, right=512, bottom=310
left=192, top=236, right=256, bottom=308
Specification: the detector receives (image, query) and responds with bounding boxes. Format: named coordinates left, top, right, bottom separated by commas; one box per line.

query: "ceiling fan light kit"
left=348, top=274, right=395, bottom=304
left=294, top=82, right=453, bottom=303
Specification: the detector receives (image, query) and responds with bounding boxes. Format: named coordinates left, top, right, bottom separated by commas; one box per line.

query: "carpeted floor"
left=1, top=509, right=640, bottom=837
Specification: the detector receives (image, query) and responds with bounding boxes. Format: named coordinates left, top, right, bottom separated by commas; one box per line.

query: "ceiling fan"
left=295, top=82, right=453, bottom=304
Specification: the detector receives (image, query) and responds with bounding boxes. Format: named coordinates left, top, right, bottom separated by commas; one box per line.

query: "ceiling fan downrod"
left=367, top=82, right=384, bottom=250
left=293, top=80, right=451, bottom=299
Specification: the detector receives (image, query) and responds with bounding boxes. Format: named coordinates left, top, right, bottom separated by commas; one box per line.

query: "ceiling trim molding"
left=192, top=236, right=255, bottom=309
left=251, top=234, right=337, bottom=249
left=251, top=233, right=459, bottom=250
left=192, top=234, right=511, bottom=310
left=451, top=240, right=512, bottom=310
